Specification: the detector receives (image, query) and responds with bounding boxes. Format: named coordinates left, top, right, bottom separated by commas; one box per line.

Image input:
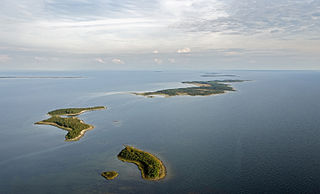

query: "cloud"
left=168, top=58, right=175, bottom=63
left=175, top=0, right=320, bottom=37
left=0, top=55, right=11, bottom=62
left=0, top=0, right=319, bottom=70
left=154, top=58, right=162, bottom=64
left=112, top=58, right=124, bottom=64
left=95, top=58, right=105, bottom=64
left=177, top=47, right=191, bottom=53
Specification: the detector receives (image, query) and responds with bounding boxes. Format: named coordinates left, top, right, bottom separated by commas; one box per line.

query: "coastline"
left=134, top=91, right=227, bottom=98
left=48, top=106, right=106, bottom=116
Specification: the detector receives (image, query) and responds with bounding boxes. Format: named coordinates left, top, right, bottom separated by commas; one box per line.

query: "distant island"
left=35, top=106, right=106, bottom=141
left=101, top=171, right=118, bottom=180
left=118, top=145, right=166, bottom=181
left=134, top=80, right=247, bottom=97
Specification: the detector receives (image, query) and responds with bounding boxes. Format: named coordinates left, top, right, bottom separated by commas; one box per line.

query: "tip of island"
left=101, top=171, right=119, bottom=180
left=35, top=106, right=106, bottom=141
left=134, top=80, right=248, bottom=97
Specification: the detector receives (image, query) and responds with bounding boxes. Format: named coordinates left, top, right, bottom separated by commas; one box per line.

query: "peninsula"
left=48, top=106, right=106, bottom=116
left=117, top=145, right=166, bottom=181
left=101, top=171, right=118, bottom=180
left=135, top=80, right=247, bottom=97
left=35, top=106, right=106, bottom=141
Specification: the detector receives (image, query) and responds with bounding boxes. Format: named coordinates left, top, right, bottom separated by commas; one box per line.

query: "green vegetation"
left=35, top=106, right=106, bottom=141
left=135, top=80, right=247, bottom=97
left=101, top=171, right=118, bottom=180
left=35, top=116, right=92, bottom=140
left=48, top=106, right=106, bottom=116
left=117, top=145, right=166, bottom=181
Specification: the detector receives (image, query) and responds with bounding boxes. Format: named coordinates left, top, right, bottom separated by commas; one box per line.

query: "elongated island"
left=35, top=106, right=106, bottom=141
left=134, top=80, right=247, bottom=97
left=118, top=145, right=166, bottom=181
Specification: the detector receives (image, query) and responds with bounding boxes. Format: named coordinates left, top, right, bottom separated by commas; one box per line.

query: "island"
left=134, top=80, right=247, bottom=97
left=117, top=145, right=166, bottom=181
left=35, top=106, right=106, bottom=141
left=101, top=171, right=118, bottom=180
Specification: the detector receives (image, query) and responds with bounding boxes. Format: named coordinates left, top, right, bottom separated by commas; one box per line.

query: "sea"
left=0, top=70, right=319, bottom=194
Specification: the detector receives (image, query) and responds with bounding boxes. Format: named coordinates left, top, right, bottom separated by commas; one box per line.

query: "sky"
left=0, top=0, right=319, bottom=70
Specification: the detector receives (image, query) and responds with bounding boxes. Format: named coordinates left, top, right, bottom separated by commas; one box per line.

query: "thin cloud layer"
left=0, top=0, right=319, bottom=70
left=175, top=0, right=320, bottom=37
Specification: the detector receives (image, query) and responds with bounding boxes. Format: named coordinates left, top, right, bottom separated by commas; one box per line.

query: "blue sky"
left=0, top=0, right=319, bottom=70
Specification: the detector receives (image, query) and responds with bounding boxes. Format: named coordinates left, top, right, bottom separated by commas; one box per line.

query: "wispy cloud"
left=112, top=58, right=124, bottom=64
left=177, top=47, right=191, bottom=53
left=0, top=0, right=319, bottom=70
left=175, top=0, right=320, bottom=37
left=95, top=58, right=105, bottom=64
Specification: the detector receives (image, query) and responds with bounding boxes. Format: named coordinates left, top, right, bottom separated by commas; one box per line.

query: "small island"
left=117, top=145, right=166, bottom=181
left=135, top=80, right=247, bottom=97
left=35, top=106, right=106, bottom=141
left=101, top=171, right=118, bottom=180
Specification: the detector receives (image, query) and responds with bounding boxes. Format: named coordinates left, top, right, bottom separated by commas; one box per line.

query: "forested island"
left=35, top=106, right=106, bottom=141
left=135, top=80, right=247, bottom=97
left=101, top=171, right=118, bottom=180
left=118, top=145, right=166, bottom=181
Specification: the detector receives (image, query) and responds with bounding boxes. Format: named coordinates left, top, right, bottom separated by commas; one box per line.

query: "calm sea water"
left=0, top=70, right=319, bottom=194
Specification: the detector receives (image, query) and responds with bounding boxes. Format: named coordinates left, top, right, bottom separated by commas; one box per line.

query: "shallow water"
left=0, top=70, right=319, bottom=193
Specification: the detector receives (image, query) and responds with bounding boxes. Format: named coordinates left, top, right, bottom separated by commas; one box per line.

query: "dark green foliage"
left=142, top=80, right=246, bottom=96
left=40, top=116, right=90, bottom=139
left=48, top=106, right=105, bottom=116
left=118, top=146, right=161, bottom=179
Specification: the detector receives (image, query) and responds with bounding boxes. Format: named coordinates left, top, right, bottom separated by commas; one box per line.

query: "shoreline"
left=48, top=107, right=106, bottom=116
